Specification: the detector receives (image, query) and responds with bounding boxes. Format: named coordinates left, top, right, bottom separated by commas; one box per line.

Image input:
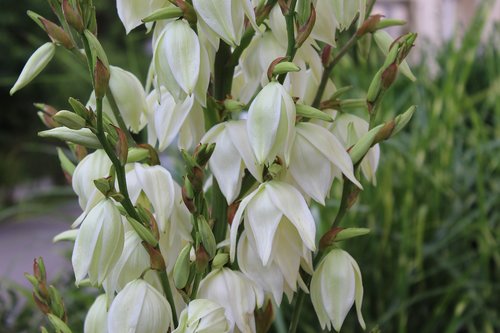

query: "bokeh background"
left=0, top=0, right=499, bottom=332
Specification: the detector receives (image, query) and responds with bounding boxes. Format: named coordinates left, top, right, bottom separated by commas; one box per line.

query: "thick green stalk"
left=278, top=0, right=298, bottom=84
left=159, top=270, right=178, bottom=328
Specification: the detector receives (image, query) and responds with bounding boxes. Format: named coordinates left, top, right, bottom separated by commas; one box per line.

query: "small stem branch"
left=159, top=270, right=178, bottom=327
left=312, top=33, right=360, bottom=108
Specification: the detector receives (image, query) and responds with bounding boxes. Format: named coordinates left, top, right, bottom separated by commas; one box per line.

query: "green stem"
left=288, top=285, right=307, bottom=333
left=278, top=0, right=298, bottom=84
left=312, top=32, right=360, bottom=108
left=332, top=177, right=354, bottom=227
left=159, top=270, right=178, bottom=327
left=105, top=88, right=137, bottom=145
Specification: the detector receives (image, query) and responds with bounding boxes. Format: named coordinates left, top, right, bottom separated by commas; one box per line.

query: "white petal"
left=193, top=0, right=239, bottom=46
left=266, top=181, right=316, bottom=251
left=156, top=94, right=195, bottom=151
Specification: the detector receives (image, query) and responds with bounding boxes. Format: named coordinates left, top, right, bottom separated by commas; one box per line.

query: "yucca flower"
left=173, top=299, right=230, bottom=333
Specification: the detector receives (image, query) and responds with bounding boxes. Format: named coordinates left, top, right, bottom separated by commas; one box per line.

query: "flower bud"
left=272, top=61, right=301, bottom=77
left=311, top=249, right=365, bottom=331
left=62, top=0, right=84, bottom=33
left=173, top=299, right=230, bottom=333
left=198, top=216, right=216, bottom=258
left=142, top=6, right=183, bottom=22
left=374, top=30, right=416, bottom=81
left=10, top=43, right=55, bottom=95
left=39, top=18, right=74, bottom=49
left=57, top=147, right=75, bottom=179
left=295, top=103, right=333, bottom=122
left=117, top=0, right=173, bottom=33
left=93, top=58, right=109, bottom=99
left=84, top=294, right=108, bottom=333
left=53, top=110, right=86, bottom=130
left=393, top=105, right=416, bottom=136
left=38, top=127, right=101, bottom=149
left=173, top=243, right=192, bottom=289
left=349, top=124, right=383, bottom=165
left=108, top=279, right=173, bottom=333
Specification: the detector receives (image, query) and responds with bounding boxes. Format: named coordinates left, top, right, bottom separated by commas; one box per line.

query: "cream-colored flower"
left=84, top=294, right=108, bottom=333
left=173, top=299, right=230, bottom=333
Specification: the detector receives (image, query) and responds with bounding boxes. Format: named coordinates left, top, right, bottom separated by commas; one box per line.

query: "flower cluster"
left=14, top=0, right=417, bottom=332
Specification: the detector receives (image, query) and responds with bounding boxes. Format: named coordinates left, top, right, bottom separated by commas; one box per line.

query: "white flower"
left=193, top=0, right=258, bottom=47
left=72, top=150, right=112, bottom=227
left=117, top=0, right=171, bottom=33
left=108, top=279, right=173, bottom=333
left=102, top=230, right=162, bottom=297
left=288, top=122, right=361, bottom=204
left=197, top=268, right=263, bottom=333
left=328, top=112, right=380, bottom=184
left=201, top=120, right=263, bottom=204
left=146, top=87, right=198, bottom=151
left=247, top=81, right=296, bottom=165
left=72, top=199, right=124, bottom=286
left=173, top=299, right=230, bottom=333
left=310, top=249, right=365, bottom=332
left=10, top=42, right=55, bottom=95
left=84, top=294, right=108, bottom=333
left=154, top=19, right=210, bottom=106
left=237, top=228, right=312, bottom=304
left=230, top=181, right=316, bottom=265
left=88, top=66, right=149, bottom=133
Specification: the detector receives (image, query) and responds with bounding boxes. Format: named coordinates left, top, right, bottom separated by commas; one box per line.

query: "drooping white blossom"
left=197, top=268, right=264, bottom=333
left=173, top=299, right=230, bottom=333
left=84, top=294, right=108, bottom=333
left=108, top=279, right=173, bottom=333
left=72, top=199, right=124, bottom=286
left=310, top=249, right=365, bottom=332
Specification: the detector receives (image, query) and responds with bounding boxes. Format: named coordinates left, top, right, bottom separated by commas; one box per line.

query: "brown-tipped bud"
left=175, top=0, right=197, bottom=24
left=255, top=300, right=274, bottom=333
left=62, top=0, right=84, bottom=32
left=93, top=58, right=109, bottom=99
left=195, top=142, right=216, bottom=168
left=356, top=14, right=384, bottom=36
left=195, top=245, right=209, bottom=273
left=373, top=120, right=395, bottom=144
left=295, top=4, right=316, bottom=48
left=190, top=166, right=204, bottom=193
left=181, top=186, right=196, bottom=213
left=267, top=56, right=288, bottom=81
left=93, top=176, right=115, bottom=197
left=321, top=44, right=332, bottom=66
left=33, top=292, right=51, bottom=315
left=39, top=18, right=74, bottom=49
left=35, top=103, right=59, bottom=128
left=137, top=143, right=160, bottom=166
left=137, top=205, right=160, bottom=241
left=142, top=242, right=166, bottom=271
left=112, top=125, right=128, bottom=166
left=381, top=63, right=398, bottom=89
left=319, top=227, right=343, bottom=250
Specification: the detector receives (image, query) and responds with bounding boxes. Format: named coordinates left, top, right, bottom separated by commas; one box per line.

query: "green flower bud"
left=296, top=103, right=334, bottom=122
left=198, top=216, right=216, bottom=259
left=173, top=243, right=192, bottom=289
left=38, top=127, right=101, bottom=149
left=349, top=124, right=383, bottom=164
left=335, top=228, right=371, bottom=242
left=53, top=110, right=86, bottom=130
left=272, top=61, right=301, bottom=76
left=142, top=7, right=183, bottom=22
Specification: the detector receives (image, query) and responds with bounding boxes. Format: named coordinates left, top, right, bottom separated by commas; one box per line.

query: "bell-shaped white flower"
left=88, top=66, right=149, bottom=133
left=103, top=230, right=162, bottom=297
left=127, top=163, right=176, bottom=233
left=72, top=199, right=124, bottom=286
left=117, top=0, right=171, bottom=33
left=84, top=294, right=108, bottom=333
left=328, top=112, right=380, bottom=184
left=146, top=88, right=197, bottom=151
left=310, top=249, right=365, bottom=332
left=197, top=268, right=263, bottom=333
left=193, top=0, right=258, bottom=47
left=72, top=150, right=112, bottom=227
left=237, top=227, right=312, bottom=304
left=173, top=299, right=230, bottom=333
left=247, top=81, right=296, bottom=165
left=108, top=279, right=173, bottom=333
left=201, top=120, right=263, bottom=204
left=154, top=19, right=210, bottom=105
left=288, top=123, right=361, bottom=204
left=230, top=180, right=316, bottom=265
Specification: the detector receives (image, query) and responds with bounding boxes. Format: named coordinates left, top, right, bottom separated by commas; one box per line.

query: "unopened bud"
left=10, top=43, right=56, bottom=95
left=26, top=10, right=45, bottom=30
left=374, top=18, right=406, bottom=30
left=47, top=314, right=71, bottom=333
left=295, top=4, right=316, bottom=48
left=366, top=69, right=382, bottom=103
left=381, top=63, right=398, bottom=89
left=62, top=0, right=84, bottom=32
left=195, top=246, right=209, bottom=273
left=223, top=99, right=245, bottom=113
left=197, top=216, right=216, bottom=259
left=142, top=6, right=184, bottom=22
left=349, top=124, right=383, bottom=164
left=296, top=103, right=333, bottom=122
left=48, top=286, right=66, bottom=319
left=175, top=0, right=197, bottom=24
left=93, top=58, right=109, bottom=99
left=272, top=61, right=301, bottom=76
left=83, top=29, right=109, bottom=69
left=373, top=120, right=395, bottom=144
left=39, top=18, right=74, bottom=49
left=126, top=216, right=158, bottom=247
left=39, top=127, right=101, bottom=148
left=127, top=147, right=149, bottom=163
left=93, top=176, right=115, bottom=197
left=335, top=228, right=371, bottom=242
left=267, top=56, right=288, bottom=81
left=212, top=252, right=229, bottom=269
left=68, top=97, right=91, bottom=120
left=356, top=14, right=384, bottom=36
left=393, top=105, right=416, bottom=136
left=112, top=126, right=128, bottom=165
left=173, top=243, right=192, bottom=289
left=53, top=110, right=86, bottom=130
left=195, top=143, right=216, bottom=167
left=137, top=144, right=160, bottom=165
left=57, top=148, right=75, bottom=178
left=143, top=242, right=166, bottom=271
